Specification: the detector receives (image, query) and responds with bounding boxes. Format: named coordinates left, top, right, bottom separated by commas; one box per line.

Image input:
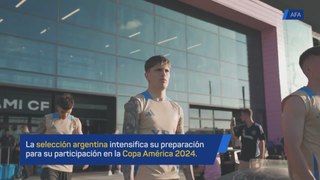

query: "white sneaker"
left=114, top=170, right=123, bottom=175
left=107, top=170, right=113, bottom=176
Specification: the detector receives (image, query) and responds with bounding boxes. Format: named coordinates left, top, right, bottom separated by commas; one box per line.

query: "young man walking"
left=36, top=93, right=85, bottom=180
left=123, top=55, right=194, bottom=180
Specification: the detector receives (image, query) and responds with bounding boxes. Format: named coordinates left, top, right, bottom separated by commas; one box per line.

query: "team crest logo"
left=251, top=130, right=257, bottom=136
left=145, top=109, right=154, bottom=119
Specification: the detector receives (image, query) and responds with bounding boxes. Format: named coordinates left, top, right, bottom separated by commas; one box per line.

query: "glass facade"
left=283, top=21, right=313, bottom=94
left=189, top=107, right=234, bottom=130
left=0, top=0, right=249, bottom=131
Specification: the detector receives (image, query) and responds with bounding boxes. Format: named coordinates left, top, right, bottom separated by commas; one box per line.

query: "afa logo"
left=283, top=9, right=304, bottom=20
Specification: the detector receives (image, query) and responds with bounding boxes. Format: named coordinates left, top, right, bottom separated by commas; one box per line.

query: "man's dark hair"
left=299, top=46, right=320, bottom=69
left=240, top=108, right=253, bottom=117
left=145, top=55, right=171, bottom=72
left=55, top=93, right=74, bottom=110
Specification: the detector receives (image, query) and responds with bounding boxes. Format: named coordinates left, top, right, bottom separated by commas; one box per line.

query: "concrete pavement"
left=27, top=171, right=124, bottom=180
left=27, top=171, right=187, bottom=180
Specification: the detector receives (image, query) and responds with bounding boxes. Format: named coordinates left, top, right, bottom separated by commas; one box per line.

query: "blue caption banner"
left=283, top=9, right=304, bottom=20
left=20, top=134, right=231, bottom=165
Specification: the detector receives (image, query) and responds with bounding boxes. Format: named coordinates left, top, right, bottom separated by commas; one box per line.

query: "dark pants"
left=41, top=168, right=72, bottom=180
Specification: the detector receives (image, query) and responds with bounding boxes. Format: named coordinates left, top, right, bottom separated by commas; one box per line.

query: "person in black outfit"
left=0, top=129, right=15, bottom=163
left=230, top=108, right=266, bottom=170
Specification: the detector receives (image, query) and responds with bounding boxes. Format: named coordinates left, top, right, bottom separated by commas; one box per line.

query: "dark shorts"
left=41, top=167, right=72, bottom=180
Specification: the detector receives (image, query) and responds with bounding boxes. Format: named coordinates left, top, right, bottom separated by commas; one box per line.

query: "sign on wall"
left=0, top=93, right=52, bottom=115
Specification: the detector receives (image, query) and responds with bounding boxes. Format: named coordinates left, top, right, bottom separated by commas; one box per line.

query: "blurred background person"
left=230, top=108, right=266, bottom=170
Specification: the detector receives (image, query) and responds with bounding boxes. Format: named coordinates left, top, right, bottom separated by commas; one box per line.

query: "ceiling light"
left=129, top=49, right=141, bottom=54
left=157, top=36, right=177, bottom=45
left=61, top=8, right=80, bottom=21
left=15, top=0, right=26, bottom=8
left=187, top=43, right=202, bottom=50
left=128, top=32, right=141, bottom=38
left=40, top=29, right=47, bottom=34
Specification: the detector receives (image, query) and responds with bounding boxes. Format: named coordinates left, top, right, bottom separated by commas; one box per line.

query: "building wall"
left=180, top=0, right=285, bottom=142
left=0, top=0, right=253, bottom=134
left=283, top=21, right=313, bottom=95
left=0, top=0, right=297, bottom=143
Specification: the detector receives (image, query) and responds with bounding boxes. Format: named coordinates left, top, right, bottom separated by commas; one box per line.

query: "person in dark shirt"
left=0, top=129, right=15, bottom=163
left=230, top=108, right=266, bottom=170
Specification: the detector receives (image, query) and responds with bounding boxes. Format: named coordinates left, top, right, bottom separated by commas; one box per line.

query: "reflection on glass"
left=129, top=49, right=141, bottom=54
left=211, top=97, right=222, bottom=106
left=221, top=78, right=239, bottom=98
left=214, top=110, right=232, bottom=119
left=117, top=96, right=131, bottom=125
left=201, top=109, right=213, bottom=119
left=189, top=94, right=210, bottom=104
left=237, top=42, right=248, bottom=66
left=59, top=23, right=116, bottom=54
left=219, top=27, right=237, bottom=39
left=0, top=69, right=54, bottom=88
left=187, top=43, right=202, bottom=50
left=60, top=0, right=116, bottom=33
left=222, top=98, right=240, bottom=108
left=15, top=0, right=26, bottom=8
left=118, top=37, right=154, bottom=60
left=188, top=72, right=210, bottom=94
left=57, top=47, right=116, bottom=82
left=190, top=119, right=200, bottom=129
left=0, top=0, right=57, bottom=19
left=0, top=9, right=56, bottom=42
left=188, top=72, right=220, bottom=96
left=214, top=120, right=230, bottom=129
left=120, top=0, right=153, bottom=13
left=128, top=32, right=141, bottom=38
left=157, top=36, right=177, bottom=45
left=0, top=0, right=251, bottom=111
left=118, top=5, right=153, bottom=43
left=167, top=91, right=188, bottom=102
left=61, top=8, right=80, bottom=20
left=221, top=62, right=237, bottom=78
left=0, top=35, right=55, bottom=74
left=155, top=16, right=185, bottom=50
left=236, top=33, right=247, bottom=43
left=187, top=26, right=218, bottom=58
left=168, top=68, right=187, bottom=92
left=155, top=5, right=185, bottom=23
left=117, top=85, right=145, bottom=96
left=237, top=65, right=249, bottom=80
left=40, top=28, right=49, bottom=34
left=220, top=36, right=237, bottom=63
left=201, top=120, right=213, bottom=128
left=238, top=80, right=250, bottom=100
left=188, top=54, right=219, bottom=75
left=284, top=21, right=312, bottom=93
left=156, top=46, right=186, bottom=68
left=186, top=16, right=218, bottom=33
left=117, top=57, right=146, bottom=86
left=190, top=108, right=200, bottom=118
left=57, top=77, right=116, bottom=94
